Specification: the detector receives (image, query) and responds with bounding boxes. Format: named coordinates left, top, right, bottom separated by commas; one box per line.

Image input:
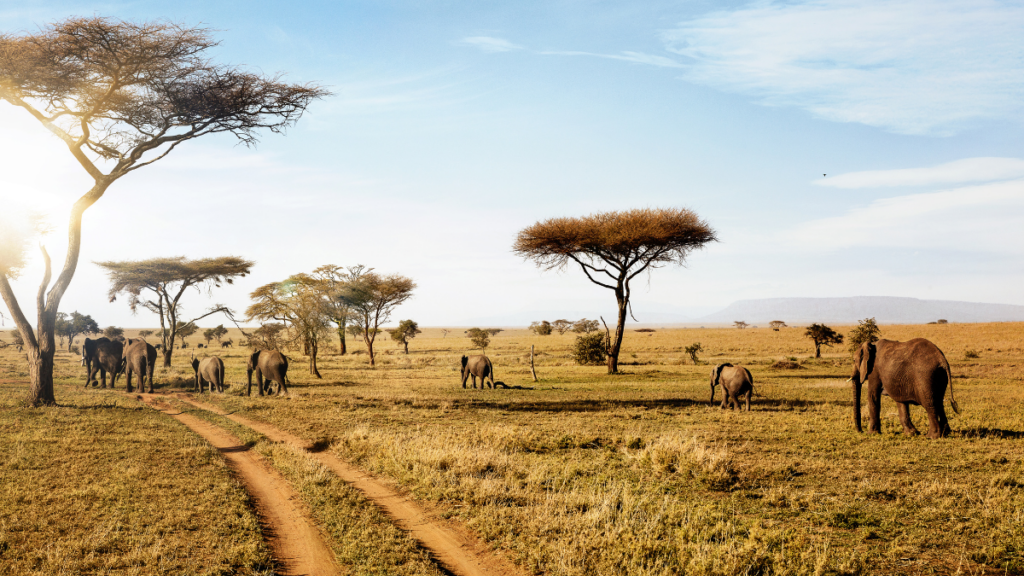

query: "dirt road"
left=140, top=396, right=341, bottom=576
left=174, top=394, right=523, bottom=576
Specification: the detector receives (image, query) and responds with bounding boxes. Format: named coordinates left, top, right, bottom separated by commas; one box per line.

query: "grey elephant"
left=191, top=353, right=226, bottom=393
left=710, top=363, right=753, bottom=411
left=852, top=338, right=959, bottom=439
left=121, top=338, right=157, bottom=393
left=82, top=337, right=124, bottom=389
left=460, top=355, right=495, bottom=389
left=247, top=349, right=289, bottom=396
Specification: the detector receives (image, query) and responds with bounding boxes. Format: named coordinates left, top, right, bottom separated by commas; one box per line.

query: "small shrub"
left=684, top=342, right=703, bottom=364
left=770, top=360, right=802, bottom=370
left=635, top=328, right=655, bottom=333
left=572, top=332, right=606, bottom=366
left=964, top=349, right=980, bottom=359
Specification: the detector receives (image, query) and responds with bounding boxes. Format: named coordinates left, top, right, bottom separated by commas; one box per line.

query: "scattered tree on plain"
left=530, top=321, right=553, bottom=335
left=311, top=264, right=367, bottom=355
left=848, top=318, right=881, bottom=353
left=514, top=208, right=716, bottom=373
left=55, top=311, right=99, bottom=351
left=345, top=273, right=416, bottom=366
left=734, top=321, right=749, bottom=330
left=388, top=320, right=422, bottom=354
left=486, top=328, right=504, bottom=336
left=11, top=330, right=24, bottom=351
left=138, top=330, right=154, bottom=339
left=0, top=16, right=326, bottom=405
left=202, top=324, right=228, bottom=347
left=804, top=324, right=843, bottom=358
left=768, top=320, right=787, bottom=331
left=250, top=323, right=287, bottom=351
left=684, top=342, right=703, bottom=365
left=441, top=329, right=450, bottom=338
left=552, top=319, right=573, bottom=335
left=97, top=256, right=253, bottom=367
left=573, top=319, right=599, bottom=333
left=572, top=332, right=606, bottom=366
left=103, top=326, right=124, bottom=340
left=174, top=321, right=198, bottom=348
left=247, top=274, right=332, bottom=377
left=466, top=328, right=490, bottom=352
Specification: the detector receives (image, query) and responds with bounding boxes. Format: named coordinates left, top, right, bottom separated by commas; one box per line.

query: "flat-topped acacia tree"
left=0, top=17, right=325, bottom=405
left=514, top=208, right=717, bottom=374
left=97, top=256, right=253, bottom=367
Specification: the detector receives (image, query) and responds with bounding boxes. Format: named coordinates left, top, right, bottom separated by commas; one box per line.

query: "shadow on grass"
left=958, top=427, right=1024, bottom=440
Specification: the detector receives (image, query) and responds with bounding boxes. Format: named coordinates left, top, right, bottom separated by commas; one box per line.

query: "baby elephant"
left=191, top=354, right=226, bottom=393
left=710, top=363, right=754, bottom=411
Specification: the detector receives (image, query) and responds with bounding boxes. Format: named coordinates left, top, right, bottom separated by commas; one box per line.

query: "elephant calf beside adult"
left=852, top=338, right=959, bottom=439
left=191, top=353, right=226, bottom=393
left=247, top=349, right=289, bottom=396
left=82, top=337, right=124, bottom=389
left=710, top=363, right=754, bottom=411
left=122, top=338, right=158, bottom=393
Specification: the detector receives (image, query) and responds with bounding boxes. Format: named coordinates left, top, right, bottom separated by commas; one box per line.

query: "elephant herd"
left=460, top=337, right=961, bottom=439
left=81, top=337, right=291, bottom=396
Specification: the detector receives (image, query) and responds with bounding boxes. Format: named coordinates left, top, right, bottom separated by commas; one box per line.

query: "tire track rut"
left=169, top=394, right=524, bottom=576
left=140, top=395, right=341, bottom=576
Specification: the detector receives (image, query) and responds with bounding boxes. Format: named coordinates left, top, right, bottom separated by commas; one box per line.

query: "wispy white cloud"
left=541, top=50, right=683, bottom=68
left=783, top=179, right=1024, bottom=252
left=663, top=0, right=1024, bottom=135
left=459, top=36, right=523, bottom=53
left=816, top=157, right=1024, bottom=188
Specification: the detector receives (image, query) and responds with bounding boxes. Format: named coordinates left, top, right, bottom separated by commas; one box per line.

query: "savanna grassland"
left=1, top=322, right=1022, bottom=575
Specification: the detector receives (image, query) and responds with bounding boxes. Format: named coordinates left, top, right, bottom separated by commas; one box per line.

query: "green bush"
left=572, top=332, right=606, bottom=366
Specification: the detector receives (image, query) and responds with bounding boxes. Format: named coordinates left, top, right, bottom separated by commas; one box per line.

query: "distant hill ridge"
left=698, top=296, right=1024, bottom=324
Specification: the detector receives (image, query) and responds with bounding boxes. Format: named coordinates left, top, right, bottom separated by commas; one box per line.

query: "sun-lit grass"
left=2, top=322, right=1022, bottom=574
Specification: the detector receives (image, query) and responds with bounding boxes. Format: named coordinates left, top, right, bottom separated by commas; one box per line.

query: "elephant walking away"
left=122, top=338, right=157, bottom=393
left=852, top=338, right=959, bottom=439
left=82, top=337, right=124, bottom=389
left=461, top=355, right=495, bottom=389
left=191, top=354, right=226, bottom=393
left=710, top=363, right=753, bottom=411
left=247, top=349, right=289, bottom=396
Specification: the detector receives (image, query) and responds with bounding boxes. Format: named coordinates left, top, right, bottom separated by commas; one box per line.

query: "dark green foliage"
left=847, top=317, right=881, bottom=353
left=55, top=311, right=99, bottom=350
left=102, top=326, right=123, bottom=340
left=388, top=320, right=422, bottom=354
left=530, top=321, right=553, bottom=336
left=684, top=342, right=703, bottom=364
left=466, top=328, right=490, bottom=351
left=572, top=332, right=606, bottom=365
left=804, top=323, right=844, bottom=358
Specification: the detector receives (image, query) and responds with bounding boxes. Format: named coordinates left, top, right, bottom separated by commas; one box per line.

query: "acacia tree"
left=0, top=17, right=326, bottom=405
left=804, top=323, right=843, bottom=358
left=311, top=264, right=367, bottom=355
left=247, top=274, right=332, bottom=377
left=552, top=319, right=573, bottom=335
left=97, top=256, right=253, bottom=366
left=466, top=328, right=490, bottom=352
left=346, top=273, right=416, bottom=367
left=174, top=321, right=197, bottom=348
left=103, top=326, right=123, bottom=340
left=734, top=321, right=749, bottom=330
left=514, top=208, right=716, bottom=374
left=54, top=311, right=99, bottom=351
left=388, top=320, right=421, bottom=354
left=768, top=320, right=787, bottom=331
left=848, top=317, right=881, bottom=353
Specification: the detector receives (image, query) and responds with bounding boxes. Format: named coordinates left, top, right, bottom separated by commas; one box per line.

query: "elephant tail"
left=946, top=361, right=960, bottom=414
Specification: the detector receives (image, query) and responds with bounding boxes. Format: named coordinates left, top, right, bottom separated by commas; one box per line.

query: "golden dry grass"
left=2, top=322, right=1023, bottom=575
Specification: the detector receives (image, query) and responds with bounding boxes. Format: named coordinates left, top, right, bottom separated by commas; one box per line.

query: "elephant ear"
left=249, top=350, right=261, bottom=370
left=712, top=363, right=727, bottom=386
left=461, top=355, right=468, bottom=369
left=859, top=342, right=875, bottom=381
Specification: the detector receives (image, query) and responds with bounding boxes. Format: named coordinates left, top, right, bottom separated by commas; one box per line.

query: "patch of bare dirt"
left=176, top=394, right=524, bottom=576
left=140, top=396, right=341, bottom=576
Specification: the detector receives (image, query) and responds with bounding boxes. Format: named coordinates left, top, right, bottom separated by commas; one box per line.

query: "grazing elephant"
left=221, top=339, right=233, bottom=348
left=460, top=355, right=495, bottom=389
left=710, top=363, right=754, bottom=411
left=852, top=339, right=960, bottom=439
left=197, top=343, right=204, bottom=349
left=191, top=353, right=226, bottom=393
left=122, top=338, right=157, bottom=393
left=247, top=349, right=289, bottom=396
left=82, top=337, right=124, bottom=389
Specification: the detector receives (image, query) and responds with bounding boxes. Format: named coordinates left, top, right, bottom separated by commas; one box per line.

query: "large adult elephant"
left=122, top=338, right=157, bottom=393
left=709, top=363, right=754, bottom=411
left=247, top=349, right=289, bottom=396
left=81, top=337, right=124, bottom=389
left=191, top=354, right=226, bottom=393
left=852, top=338, right=960, bottom=439
left=460, top=355, right=495, bottom=389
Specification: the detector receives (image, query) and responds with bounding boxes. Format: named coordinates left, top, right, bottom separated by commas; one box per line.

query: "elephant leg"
left=472, top=375, right=478, bottom=389
left=278, top=378, right=289, bottom=395
left=897, top=402, right=919, bottom=436
left=867, top=380, right=883, bottom=434
left=926, top=404, right=949, bottom=439
left=745, top=390, right=752, bottom=412
left=100, top=369, right=108, bottom=389
left=720, top=390, right=729, bottom=409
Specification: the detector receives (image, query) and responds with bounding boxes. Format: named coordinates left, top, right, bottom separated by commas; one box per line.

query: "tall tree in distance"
left=311, top=265, right=368, bottom=355
left=246, top=274, right=332, bottom=377
left=804, top=324, right=843, bottom=358
left=0, top=17, right=326, bottom=405
left=848, top=318, right=882, bottom=354
left=54, top=311, right=100, bottom=351
left=388, top=320, right=422, bottom=354
left=347, top=273, right=416, bottom=367
left=514, top=208, right=716, bottom=374
left=97, top=256, right=253, bottom=366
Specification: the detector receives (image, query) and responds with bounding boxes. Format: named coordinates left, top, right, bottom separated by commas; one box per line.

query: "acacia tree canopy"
left=246, top=273, right=332, bottom=378
left=97, top=256, right=253, bottom=366
left=54, top=311, right=99, bottom=351
left=804, top=323, right=843, bottom=358
left=0, top=16, right=325, bottom=405
left=346, top=273, right=416, bottom=367
left=514, top=208, right=716, bottom=374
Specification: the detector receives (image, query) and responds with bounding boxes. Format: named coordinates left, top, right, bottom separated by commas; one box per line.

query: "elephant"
left=709, top=363, right=754, bottom=411
left=191, top=353, right=226, bottom=393
left=197, top=343, right=204, bottom=349
left=247, top=349, right=289, bottom=396
left=221, top=339, right=233, bottom=348
left=460, top=355, right=495, bottom=389
left=121, top=338, right=157, bottom=393
left=81, top=337, right=123, bottom=389
left=852, top=338, right=960, bottom=439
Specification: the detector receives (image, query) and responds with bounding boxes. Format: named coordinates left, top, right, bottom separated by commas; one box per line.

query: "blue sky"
left=2, top=0, right=1023, bottom=329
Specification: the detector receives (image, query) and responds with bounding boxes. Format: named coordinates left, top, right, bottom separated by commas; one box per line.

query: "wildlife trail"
left=139, top=395, right=341, bottom=576
left=173, top=393, right=524, bottom=576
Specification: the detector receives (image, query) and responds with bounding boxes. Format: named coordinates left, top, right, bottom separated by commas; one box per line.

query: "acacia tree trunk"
left=308, top=338, right=322, bottom=377
left=815, top=342, right=822, bottom=358
left=606, top=288, right=628, bottom=374
left=337, top=326, right=347, bottom=355
left=403, top=341, right=409, bottom=354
